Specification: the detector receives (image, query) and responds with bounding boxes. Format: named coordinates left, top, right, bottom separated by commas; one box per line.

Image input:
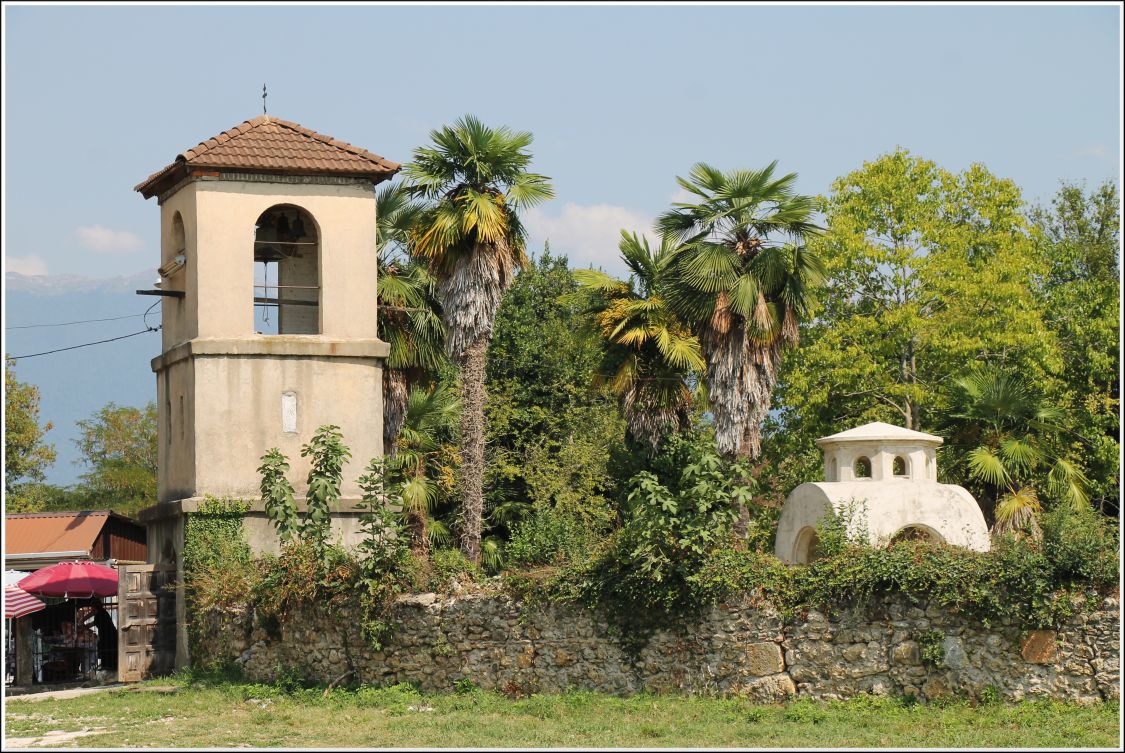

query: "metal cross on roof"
left=262, top=83, right=268, bottom=115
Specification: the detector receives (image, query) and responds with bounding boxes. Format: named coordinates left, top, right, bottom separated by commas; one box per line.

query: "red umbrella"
left=19, top=561, right=119, bottom=598
left=5, top=583, right=46, bottom=619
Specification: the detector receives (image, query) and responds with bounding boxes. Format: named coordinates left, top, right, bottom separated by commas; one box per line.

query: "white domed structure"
left=774, top=422, right=989, bottom=564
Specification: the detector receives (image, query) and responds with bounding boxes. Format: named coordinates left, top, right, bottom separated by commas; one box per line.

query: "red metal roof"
left=4, top=511, right=112, bottom=556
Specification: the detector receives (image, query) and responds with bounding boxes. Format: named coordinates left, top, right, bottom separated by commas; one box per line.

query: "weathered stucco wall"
left=201, top=593, right=1119, bottom=704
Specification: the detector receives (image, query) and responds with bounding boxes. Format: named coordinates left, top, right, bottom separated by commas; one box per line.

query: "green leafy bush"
left=425, top=548, right=481, bottom=592
left=685, top=531, right=1111, bottom=630
left=917, top=630, right=945, bottom=667
left=556, top=434, right=753, bottom=649
left=811, top=501, right=870, bottom=559
left=506, top=504, right=599, bottom=567
left=300, top=424, right=351, bottom=558
left=1041, top=505, right=1119, bottom=587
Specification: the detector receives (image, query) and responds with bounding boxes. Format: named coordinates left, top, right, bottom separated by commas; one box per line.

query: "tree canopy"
left=4, top=359, right=57, bottom=498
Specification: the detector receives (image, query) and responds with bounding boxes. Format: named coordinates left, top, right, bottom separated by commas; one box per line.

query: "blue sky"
left=2, top=2, right=1120, bottom=281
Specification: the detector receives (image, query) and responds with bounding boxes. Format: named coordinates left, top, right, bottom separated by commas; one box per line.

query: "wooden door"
left=117, top=563, right=176, bottom=682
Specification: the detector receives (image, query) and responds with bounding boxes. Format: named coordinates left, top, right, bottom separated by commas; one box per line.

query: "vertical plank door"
left=117, top=563, right=176, bottom=682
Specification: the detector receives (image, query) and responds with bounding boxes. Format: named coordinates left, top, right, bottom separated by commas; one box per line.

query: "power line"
left=5, top=312, right=147, bottom=330
left=6, top=327, right=160, bottom=361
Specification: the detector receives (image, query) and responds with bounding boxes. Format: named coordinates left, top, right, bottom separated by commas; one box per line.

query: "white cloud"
left=1072, top=144, right=1111, bottom=160
left=6, top=254, right=49, bottom=276
left=524, top=203, right=655, bottom=276
left=668, top=186, right=697, bottom=205
left=73, top=225, right=144, bottom=254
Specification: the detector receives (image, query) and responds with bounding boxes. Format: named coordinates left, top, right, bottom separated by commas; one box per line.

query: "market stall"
left=16, top=562, right=120, bottom=685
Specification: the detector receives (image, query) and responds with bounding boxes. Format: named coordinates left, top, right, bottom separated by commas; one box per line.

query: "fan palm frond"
left=992, top=486, right=1042, bottom=540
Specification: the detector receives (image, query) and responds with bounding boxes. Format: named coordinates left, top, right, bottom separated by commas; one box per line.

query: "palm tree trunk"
left=383, top=369, right=410, bottom=456
left=407, top=506, right=430, bottom=558
left=732, top=340, right=783, bottom=541
left=457, top=337, right=489, bottom=565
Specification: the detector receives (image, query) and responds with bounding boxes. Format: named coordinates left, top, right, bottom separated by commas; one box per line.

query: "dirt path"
left=6, top=727, right=107, bottom=748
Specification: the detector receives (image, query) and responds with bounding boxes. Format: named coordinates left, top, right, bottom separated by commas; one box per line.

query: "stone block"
left=1021, top=630, right=1058, bottom=664
left=942, top=636, right=966, bottom=669
left=892, top=641, right=920, bottom=666
left=744, top=641, right=785, bottom=676
left=922, top=676, right=951, bottom=700
left=741, top=673, right=797, bottom=702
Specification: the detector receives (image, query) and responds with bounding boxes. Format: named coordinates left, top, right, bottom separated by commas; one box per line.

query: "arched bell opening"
left=253, top=205, right=320, bottom=335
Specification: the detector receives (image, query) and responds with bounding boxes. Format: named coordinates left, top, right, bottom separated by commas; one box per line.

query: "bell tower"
left=135, top=115, right=399, bottom=516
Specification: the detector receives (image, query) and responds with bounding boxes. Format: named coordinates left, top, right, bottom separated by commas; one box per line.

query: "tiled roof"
left=4, top=511, right=111, bottom=556
left=136, top=115, right=400, bottom=198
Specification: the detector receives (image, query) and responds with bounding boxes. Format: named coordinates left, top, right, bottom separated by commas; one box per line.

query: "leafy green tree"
left=942, top=366, right=1089, bottom=537
left=770, top=150, right=1063, bottom=485
left=4, top=359, right=57, bottom=496
left=1029, top=181, right=1120, bottom=514
left=657, top=161, right=825, bottom=461
left=405, top=115, right=555, bottom=565
left=73, top=401, right=157, bottom=518
left=484, top=249, right=625, bottom=541
left=570, top=231, right=704, bottom=453
left=377, top=183, right=447, bottom=452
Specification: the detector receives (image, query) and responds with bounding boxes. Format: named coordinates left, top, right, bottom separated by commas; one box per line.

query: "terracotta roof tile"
left=136, top=115, right=401, bottom=197
left=4, top=511, right=110, bottom=556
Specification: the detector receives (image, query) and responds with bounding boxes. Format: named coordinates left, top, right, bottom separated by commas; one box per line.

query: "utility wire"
left=6, top=327, right=160, bottom=361
left=5, top=312, right=146, bottom=330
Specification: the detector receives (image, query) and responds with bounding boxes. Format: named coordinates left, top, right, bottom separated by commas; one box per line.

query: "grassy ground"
left=4, top=676, right=1120, bottom=749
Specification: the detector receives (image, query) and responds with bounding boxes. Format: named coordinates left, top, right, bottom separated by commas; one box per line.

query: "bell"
left=291, top=216, right=306, bottom=240
left=276, top=214, right=291, bottom=240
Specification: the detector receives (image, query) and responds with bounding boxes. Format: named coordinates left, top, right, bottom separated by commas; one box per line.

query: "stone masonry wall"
left=204, top=593, right=1119, bottom=704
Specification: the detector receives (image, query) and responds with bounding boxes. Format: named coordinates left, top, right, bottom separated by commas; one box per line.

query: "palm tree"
left=392, top=381, right=460, bottom=555
left=377, top=183, right=447, bottom=454
left=657, top=162, right=825, bottom=461
left=404, top=115, right=554, bottom=564
left=570, top=231, right=704, bottom=452
left=944, top=366, right=1090, bottom=539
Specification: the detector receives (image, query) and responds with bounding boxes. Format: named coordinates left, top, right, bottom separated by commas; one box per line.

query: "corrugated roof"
left=4, top=511, right=111, bottom=556
left=135, top=115, right=401, bottom=198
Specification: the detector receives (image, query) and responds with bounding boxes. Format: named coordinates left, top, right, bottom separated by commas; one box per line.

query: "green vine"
left=182, top=495, right=252, bottom=667
left=917, top=630, right=945, bottom=668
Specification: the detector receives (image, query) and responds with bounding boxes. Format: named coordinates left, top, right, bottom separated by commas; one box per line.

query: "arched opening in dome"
left=853, top=456, right=872, bottom=479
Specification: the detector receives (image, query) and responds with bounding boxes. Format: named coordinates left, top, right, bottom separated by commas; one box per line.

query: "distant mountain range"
left=5, top=269, right=162, bottom=486
left=6, top=269, right=159, bottom=294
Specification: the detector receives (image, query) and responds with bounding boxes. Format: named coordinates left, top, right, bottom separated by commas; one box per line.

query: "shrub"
left=811, top=500, right=870, bottom=559
left=506, top=505, right=599, bottom=567
left=426, top=548, right=481, bottom=592
left=1041, top=505, right=1119, bottom=587
left=554, top=434, right=753, bottom=651
left=917, top=630, right=945, bottom=667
